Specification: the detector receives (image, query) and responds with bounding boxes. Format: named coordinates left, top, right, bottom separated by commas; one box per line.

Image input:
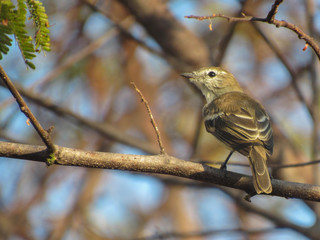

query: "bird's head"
left=181, top=67, right=243, bottom=103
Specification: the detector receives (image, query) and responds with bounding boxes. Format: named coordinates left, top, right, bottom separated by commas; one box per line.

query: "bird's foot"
left=244, top=192, right=256, bottom=202
left=244, top=190, right=258, bottom=202
left=220, top=163, right=227, bottom=171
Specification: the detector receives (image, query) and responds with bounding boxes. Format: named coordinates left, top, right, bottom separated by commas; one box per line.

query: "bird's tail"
left=248, top=145, right=272, bottom=194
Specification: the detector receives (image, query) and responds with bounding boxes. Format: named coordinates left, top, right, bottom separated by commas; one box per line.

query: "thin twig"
left=185, top=1, right=320, bottom=62
left=0, top=65, right=56, bottom=155
left=185, top=14, right=262, bottom=22
left=272, top=160, right=320, bottom=169
left=136, top=227, right=279, bottom=240
left=131, top=82, right=165, bottom=154
left=197, top=159, right=320, bottom=169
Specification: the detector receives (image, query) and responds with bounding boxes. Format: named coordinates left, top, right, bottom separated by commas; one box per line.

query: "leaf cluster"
left=0, top=0, right=51, bottom=69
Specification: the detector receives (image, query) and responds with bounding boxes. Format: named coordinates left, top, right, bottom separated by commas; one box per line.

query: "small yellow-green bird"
left=181, top=67, right=273, bottom=194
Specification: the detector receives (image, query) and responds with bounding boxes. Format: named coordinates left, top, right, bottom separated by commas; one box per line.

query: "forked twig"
left=266, top=0, right=283, bottom=22
left=185, top=0, right=320, bottom=62
left=0, top=65, right=56, bottom=164
left=131, top=82, right=165, bottom=154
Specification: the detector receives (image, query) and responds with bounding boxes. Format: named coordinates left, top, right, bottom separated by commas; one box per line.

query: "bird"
left=181, top=66, right=273, bottom=194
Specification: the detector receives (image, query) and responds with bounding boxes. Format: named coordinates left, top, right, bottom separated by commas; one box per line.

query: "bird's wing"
left=204, top=106, right=273, bottom=154
left=255, top=107, right=273, bottom=154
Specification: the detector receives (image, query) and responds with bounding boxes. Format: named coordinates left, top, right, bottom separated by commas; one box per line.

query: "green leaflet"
left=0, top=0, right=51, bottom=69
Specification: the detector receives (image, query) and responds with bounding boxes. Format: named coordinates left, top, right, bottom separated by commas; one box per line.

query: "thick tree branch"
left=1, top=141, right=320, bottom=202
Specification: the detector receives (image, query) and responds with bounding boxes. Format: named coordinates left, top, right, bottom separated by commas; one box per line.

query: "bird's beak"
left=180, top=72, right=195, bottom=79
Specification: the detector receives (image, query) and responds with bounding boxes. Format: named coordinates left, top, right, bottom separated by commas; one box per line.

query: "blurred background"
left=0, top=0, right=320, bottom=239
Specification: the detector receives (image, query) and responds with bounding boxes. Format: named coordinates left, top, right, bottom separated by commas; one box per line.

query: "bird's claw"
left=220, top=164, right=227, bottom=171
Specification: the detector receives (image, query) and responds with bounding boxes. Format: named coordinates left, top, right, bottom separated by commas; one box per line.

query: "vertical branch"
left=131, top=82, right=165, bottom=154
left=189, top=107, right=204, bottom=159
left=266, top=0, right=284, bottom=22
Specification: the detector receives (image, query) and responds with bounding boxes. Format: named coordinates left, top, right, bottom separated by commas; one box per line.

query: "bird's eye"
left=208, top=71, right=216, bottom=77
